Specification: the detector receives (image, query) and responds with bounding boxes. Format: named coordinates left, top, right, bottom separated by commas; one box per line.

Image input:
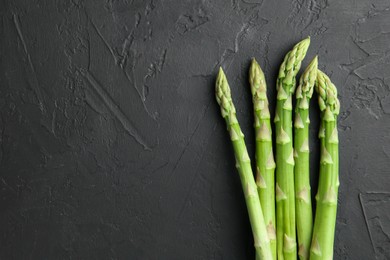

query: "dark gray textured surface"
left=0, top=0, right=389, bottom=259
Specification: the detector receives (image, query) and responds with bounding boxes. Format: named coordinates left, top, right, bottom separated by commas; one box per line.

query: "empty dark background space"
left=0, top=0, right=389, bottom=259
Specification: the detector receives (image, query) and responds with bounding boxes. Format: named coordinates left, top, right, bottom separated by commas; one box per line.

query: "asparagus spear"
left=294, top=56, right=318, bottom=260
left=310, top=70, right=340, bottom=260
left=215, top=68, right=273, bottom=260
left=249, top=59, right=277, bottom=260
left=275, top=37, right=310, bottom=260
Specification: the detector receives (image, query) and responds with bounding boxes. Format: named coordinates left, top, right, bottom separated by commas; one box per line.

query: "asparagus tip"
left=249, top=58, right=265, bottom=94
left=297, top=36, right=310, bottom=49
left=216, top=67, right=226, bottom=86
left=218, top=66, right=224, bottom=75
left=312, top=55, right=318, bottom=65
left=316, top=70, right=340, bottom=115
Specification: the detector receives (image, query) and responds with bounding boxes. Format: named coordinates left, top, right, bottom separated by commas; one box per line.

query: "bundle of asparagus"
left=215, top=37, right=340, bottom=260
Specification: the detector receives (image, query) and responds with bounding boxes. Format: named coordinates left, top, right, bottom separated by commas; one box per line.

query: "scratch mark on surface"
left=120, top=45, right=145, bottom=103
left=359, top=192, right=390, bottom=259
left=167, top=133, right=196, bottom=182
left=117, top=12, right=140, bottom=70
left=143, top=49, right=167, bottom=99
left=13, top=15, right=28, bottom=55
left=122, top=68, right=157, bottom=120
left=118, top=32, right=135, bottom=69
left=216, top=11, right=266, bottom=70
left=151, top=162, right=169, bottom=174
left=166, top=100, right=213, bottom=184
left=176, top=171, right=199, bottom=220
left=85, top=91, right=107, bottom=117
left=89, top=18, right=118, bottom=64
left=87, top=28, right=91, bottom=71
left=51, top=110, right=56, bottom=137
left=176, top=122, right=217, bottom=220
left=0, top=121, right=4, bottom=167
left=123, top=66, right=144, bottom=100
left=81, top=70, right=150, bottom=150
left=145, top=49, right=167, bottom=80
left=13, top=14, right=45, bottom=113
left=88, top=16, right=156, bottom=120
left=359, top=193, right=376, bottom=251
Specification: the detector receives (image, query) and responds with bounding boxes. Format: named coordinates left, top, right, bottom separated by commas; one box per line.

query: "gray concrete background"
left=0, top=0, right=389, bottom=259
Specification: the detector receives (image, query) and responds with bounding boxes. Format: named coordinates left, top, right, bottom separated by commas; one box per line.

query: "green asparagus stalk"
left=215, top=68, right=273, bottom=260
left=310, top=70, right=340, bottom=260
left=249, top=59, right=276, bottom=260
left=294, top=56, right=318, bottom=260
left=275, top=37, right=310, bottom=260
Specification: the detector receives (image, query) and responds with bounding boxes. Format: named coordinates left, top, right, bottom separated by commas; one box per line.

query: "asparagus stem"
left=249, top=59, right=276, bottom=260
left=216, top=68, right=273, bottom=260
left=275, top=37, right=310, bottom=260
left=294, top=56, right=318, bottom=260
left=310, top=70, right=340, bottom=260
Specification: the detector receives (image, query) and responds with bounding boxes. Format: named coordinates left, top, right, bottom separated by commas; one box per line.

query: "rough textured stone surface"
left=0, top=0, right=389, bottom=259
